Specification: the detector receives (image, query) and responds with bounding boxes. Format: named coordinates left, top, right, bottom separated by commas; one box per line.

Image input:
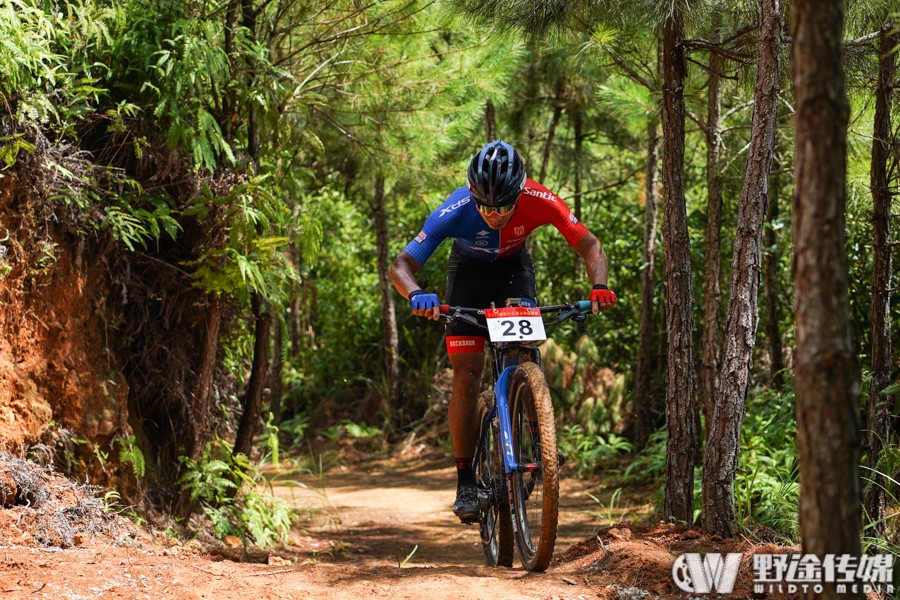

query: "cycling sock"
left=455, top=457, right=475, bottom=487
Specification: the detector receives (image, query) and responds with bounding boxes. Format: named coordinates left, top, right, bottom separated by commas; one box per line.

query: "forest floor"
left=0, top=449, right=856, bottom=600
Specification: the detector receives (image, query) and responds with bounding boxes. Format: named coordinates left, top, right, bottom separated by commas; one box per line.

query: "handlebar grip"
left=578, top=300, right=592, bottom=312
left=439, top=304, right=450, bottom=315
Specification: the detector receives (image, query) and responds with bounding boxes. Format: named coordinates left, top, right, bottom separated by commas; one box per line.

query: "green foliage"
left=115, top=435, right=146, bottom=479
left=278, top=412, right=311, bottom=449
left=325, top=420, right=383, bottom=441
left=183, top=176, right=296, bottom=304
left=0, top=134, right=35, bottom=167
left=0, top=0, right=122, bottom=127
left=178, top=439, right=294, bottom=548
left=861, top=447, right=900, bottom=557
left=103, top=198, right=181, bottom=251
left=623, top=428, right=667, bottom=484
left=558, top=424, right=633, bottom=478
left=146, top=16, right=233, bottom=171
left=735, top=388, right=800, bottom=538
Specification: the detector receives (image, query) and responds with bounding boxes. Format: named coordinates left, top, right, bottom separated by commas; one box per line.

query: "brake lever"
left=443, top=312, right=481, bottom=328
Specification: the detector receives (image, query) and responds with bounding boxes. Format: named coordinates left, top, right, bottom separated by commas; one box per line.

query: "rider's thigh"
left=449, top=350, right=485, bottom=383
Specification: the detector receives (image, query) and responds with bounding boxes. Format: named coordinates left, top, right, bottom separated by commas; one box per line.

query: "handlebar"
left=438, top=300, right=593, bottom=328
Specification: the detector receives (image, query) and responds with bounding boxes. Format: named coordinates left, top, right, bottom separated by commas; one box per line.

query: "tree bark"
left=702, top=0, right=782, bottom=538
left=791, top=1, right=862, bottom=597
left=572, top=109, right=584, bottom=222
left=268, top=315, right=284, bottom=425
left=187, top=295, right=224, bottom=460
left=233, top=294, right=272, bottom=458
left=289, top=246, right=302, bottom=357
left=176, top=294, right=224, bottom=516
left=701, top=13, right=724, bottom=440
left=863, top=23, right=896, bottom=537
left=764, top=170, right=785, bottom=389
left=633, top=116, right=661, bottom=448
left=661, top=5, right=696, bottom=524
left=373, top=174, right=400, bottom=423
left=539, top=103, right=563, bottom=182
left=485, top=99, right=496, bottom=142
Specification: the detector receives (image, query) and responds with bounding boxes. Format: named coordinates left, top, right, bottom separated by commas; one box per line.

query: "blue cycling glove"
left=409, top=289, right=440, bottom=311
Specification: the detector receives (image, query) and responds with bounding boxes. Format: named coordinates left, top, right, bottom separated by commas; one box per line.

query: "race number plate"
left=485, top=307, right=547, bottom=343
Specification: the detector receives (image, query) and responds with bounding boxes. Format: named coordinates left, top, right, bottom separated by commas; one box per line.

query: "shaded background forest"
left=0, top=0, right=897, bottom=574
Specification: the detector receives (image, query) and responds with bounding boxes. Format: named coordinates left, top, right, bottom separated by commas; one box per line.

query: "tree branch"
left=686, top=109, right=708, bottom=136
left=683, top=38, right=754, bottom=62
left=605, top=49, right=656, bottom=92
left=722, top=100, right=754, bottom=122
left=782, top=27, right=888, bottom=47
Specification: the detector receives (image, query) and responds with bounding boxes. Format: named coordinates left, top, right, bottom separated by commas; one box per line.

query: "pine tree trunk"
left=633, top=117, right=660, bottom=448
left=485, top=100, right=496, bottom=142
left=232, top=0, right=268, bottom=460
left=373, top=174, right=400, bottom=422
left=864, top=23, right=896, bottom=536
left=289, top=247, right=302, bottom=357
left=539, top=103, right=563, bottom=182
left=234, top=294, right=271, bottom=458
left=701, top=15, right=724, bottom=439
left=176, top=294, right=224, bottom=517
left=187, top=295, right=224, bottom=460
left=764, top=171, right=785, bottom=389
left=269, top=316, right=284, bottom=425
left=791, top=2, right=862, bottom=597
left=702, top=0, right=782, bottom=538
left=661, top=5, right=696, bottom=524
left=573, top=109, right=584, bottom=222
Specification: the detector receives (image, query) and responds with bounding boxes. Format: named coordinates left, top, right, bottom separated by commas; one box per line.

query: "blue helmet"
left=466, top=140, right=526, bottom=208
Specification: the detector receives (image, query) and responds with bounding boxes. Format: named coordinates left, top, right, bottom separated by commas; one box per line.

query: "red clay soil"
left=1, top=452, right=882, bottom=600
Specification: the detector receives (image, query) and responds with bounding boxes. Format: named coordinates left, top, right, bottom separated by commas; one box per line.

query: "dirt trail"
left=0, top=453, right=819, bottom=599
left=0, top=455, right=643, bottom=600
left=284, top=458, right=617, bottom=570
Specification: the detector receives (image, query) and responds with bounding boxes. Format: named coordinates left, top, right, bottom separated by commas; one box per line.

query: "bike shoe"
left=452, top=482, right=478, bottom=524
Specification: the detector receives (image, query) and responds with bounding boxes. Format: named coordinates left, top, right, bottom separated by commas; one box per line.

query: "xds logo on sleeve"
left=672, top=553, right=742, bottom=594
left=439, top=197, right=470, bottom=217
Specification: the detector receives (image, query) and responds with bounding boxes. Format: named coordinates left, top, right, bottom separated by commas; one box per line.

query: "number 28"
left=501, top=319, right=534, bottom=336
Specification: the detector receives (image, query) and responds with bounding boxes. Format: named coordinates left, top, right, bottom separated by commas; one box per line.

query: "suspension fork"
left=493, top=365, right=520, bottom=474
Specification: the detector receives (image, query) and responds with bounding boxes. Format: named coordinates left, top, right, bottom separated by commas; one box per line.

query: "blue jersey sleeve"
left=402, top=187, right=471, bottom=265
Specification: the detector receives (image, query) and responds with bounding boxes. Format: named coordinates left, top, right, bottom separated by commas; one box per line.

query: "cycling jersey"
left=402, top=179, right=588, bottom=265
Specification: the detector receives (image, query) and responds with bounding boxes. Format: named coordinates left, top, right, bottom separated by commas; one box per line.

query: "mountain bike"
left=439, top=299, right=593, bottom=572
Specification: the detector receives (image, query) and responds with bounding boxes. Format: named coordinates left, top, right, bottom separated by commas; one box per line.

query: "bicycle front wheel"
left=508, top=362, right=559, bottom=571
left=475, top=390, right=514, bottom=567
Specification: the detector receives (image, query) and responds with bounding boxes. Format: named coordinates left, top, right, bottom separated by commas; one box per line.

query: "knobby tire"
left=476, top=390, right=514, bottom=567
left=509, top=362, right=559, bottom=571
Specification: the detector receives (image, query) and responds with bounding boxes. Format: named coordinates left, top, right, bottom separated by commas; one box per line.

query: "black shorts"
left=444, top=249, right=537, bottom=342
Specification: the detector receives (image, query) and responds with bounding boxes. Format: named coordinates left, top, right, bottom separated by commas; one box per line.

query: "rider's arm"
left=574, top=232, right=615, bottom=313
left=389, top=251, right=441, bottom=320
left=573, top=232, right=608, bottom=287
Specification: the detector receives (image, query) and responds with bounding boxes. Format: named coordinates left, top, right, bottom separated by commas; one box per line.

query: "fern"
left=115, top=435, right=146, bottom=478
left=0, top=134, right=35, bottom=167
left=179, top=439, right=295, bottom=548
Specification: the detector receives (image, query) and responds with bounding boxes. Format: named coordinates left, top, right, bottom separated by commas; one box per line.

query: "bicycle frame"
left=442, top=299, right=593, bottom=570
left=446, top=300, right=591, bottom=476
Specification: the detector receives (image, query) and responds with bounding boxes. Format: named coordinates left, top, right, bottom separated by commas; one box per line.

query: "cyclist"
left=389, top=139, right=616, bottom=523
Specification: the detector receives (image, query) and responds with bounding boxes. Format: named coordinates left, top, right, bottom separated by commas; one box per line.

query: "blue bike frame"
left=493, top=366, right=519, bottom=474
left=452, top=300, right=591, bottom=481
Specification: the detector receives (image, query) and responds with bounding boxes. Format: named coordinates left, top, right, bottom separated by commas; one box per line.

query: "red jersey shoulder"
left=520, top=179, right=562, bottom=203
